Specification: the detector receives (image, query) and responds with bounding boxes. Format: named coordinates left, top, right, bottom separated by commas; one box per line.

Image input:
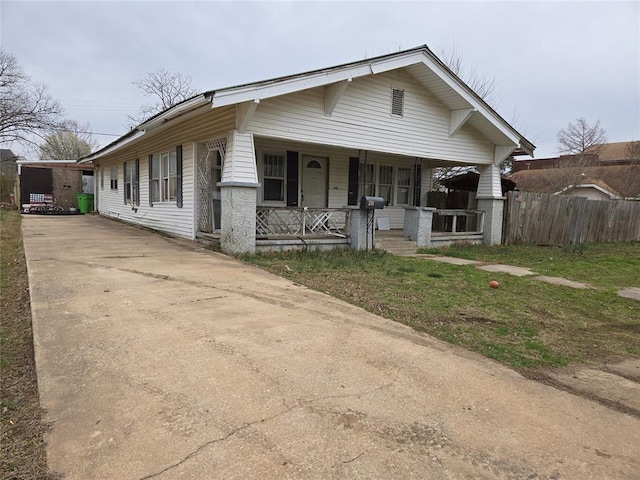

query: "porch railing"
left=432, top=209, right=485, bottom=235
left=256, top=207, right=350, bottom=237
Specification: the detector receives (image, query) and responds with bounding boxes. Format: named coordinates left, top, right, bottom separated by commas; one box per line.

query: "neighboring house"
left=79, top=45, right=534, bottom=253
left=555, top=179, right=621, bottom=201
left=17, top=160, right=94, bottom=209
left=512, top=141, right=640, bottom=200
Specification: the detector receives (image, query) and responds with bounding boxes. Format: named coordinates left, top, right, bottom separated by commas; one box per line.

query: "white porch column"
left=476, top=162, right=505, bottom=245
left=218, top=130, right=260, bottom=254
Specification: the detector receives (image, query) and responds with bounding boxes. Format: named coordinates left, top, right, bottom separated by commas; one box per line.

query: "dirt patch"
left=519, top=368, right=640, bottom=419
left=0, top=211, right=57, bottom=479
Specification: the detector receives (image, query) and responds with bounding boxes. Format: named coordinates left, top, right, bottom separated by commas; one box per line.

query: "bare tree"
left=624, top=140, right=640, bottom=160
left=438, top=44, right=499, bottom=108
left=128, top=68, right=198, bottom=125
left=620, top=140, right=640, bottom=199
left=557, top=117, right=607, bottom=159
left=432, top=44, right=507, bottom=186
left=0, top=50, right=64, bottom=147
left=39, top=120, right=98, bottom=160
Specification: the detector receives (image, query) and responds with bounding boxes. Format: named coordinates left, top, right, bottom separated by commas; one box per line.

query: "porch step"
left=376, top=237, right=418, bottom=256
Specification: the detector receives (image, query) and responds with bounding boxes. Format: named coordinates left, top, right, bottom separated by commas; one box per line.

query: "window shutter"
left=135, top=159, right=140, bottom=206
left=176, top=145, right=183, bottom=208
left=286, top=151, right=298, bottom=207
left=123, top=162, right=127, bottom=204
left=347, top=157, right=359, bottom=205
left=414, top=163, right=422, bottom=207
left=148, top=155, right=154, bottom=206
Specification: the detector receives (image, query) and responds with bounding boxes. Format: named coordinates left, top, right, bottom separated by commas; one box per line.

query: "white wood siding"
left=222, top=130, right=258, bottom=183
left=477, top=163, right=502, bottom=198
left=95, top=145, right=195, bottom=238
left=247, top=70, right=495, bottom=164
left=93, top=106, right=235, bottom=239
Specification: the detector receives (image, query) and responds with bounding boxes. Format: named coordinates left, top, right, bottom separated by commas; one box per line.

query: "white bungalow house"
left=80, top=45, right=534, bottom=254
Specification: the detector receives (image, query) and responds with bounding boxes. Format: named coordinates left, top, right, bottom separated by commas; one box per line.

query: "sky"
left=1, top=0, right=639, bottom=160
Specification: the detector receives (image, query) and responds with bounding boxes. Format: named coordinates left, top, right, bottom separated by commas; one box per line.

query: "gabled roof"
left=511, top=165, right=640, bottom=199
left=80, top=45, right=535, bottom=163
left=585, top=141, right=639, bottom=162
left=555, top=179, right=622, bottom=199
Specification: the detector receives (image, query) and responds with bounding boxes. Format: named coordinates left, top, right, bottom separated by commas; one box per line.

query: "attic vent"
left=391, top=88, right=404, bottom=116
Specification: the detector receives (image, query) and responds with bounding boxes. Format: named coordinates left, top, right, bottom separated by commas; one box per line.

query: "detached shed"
left=17, top=160, right=94, bottom=210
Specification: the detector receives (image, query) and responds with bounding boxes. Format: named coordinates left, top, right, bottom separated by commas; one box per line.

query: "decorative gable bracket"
left=236, top=99, right=260, bottom=134
left=325, top=78, right=352, bottom=116
left=449, top=108, right=476, bottom=136
left=495, top=145, right=515, bottom=165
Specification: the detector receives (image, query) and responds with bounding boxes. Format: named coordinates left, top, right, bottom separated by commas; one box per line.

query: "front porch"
left=196, top=132, right=507, bottom=254
left=197, top=204, right=487, bottom=253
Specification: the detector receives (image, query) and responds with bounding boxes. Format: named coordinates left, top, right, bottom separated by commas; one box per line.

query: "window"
left=110, top=167, right=118, bottom=190
left=378, top=165, right=393, bottom=206
left=356, top=163, right=412, bottom=206
left=263, top=153, right=285, bottom=201
left=396, top=167, right=411, bottom=205
left=391, top=88, right=404, bottom=117
left=358, top=163, right=375, bottom=198
left=124, top=161, right=138, bottom=204
left=150, top=151, right=177, bottom=202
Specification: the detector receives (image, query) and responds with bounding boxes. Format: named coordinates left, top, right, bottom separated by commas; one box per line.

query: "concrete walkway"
left=23, top=216, right=640, bottom=479
left=418, top=255, right=596, bottom=289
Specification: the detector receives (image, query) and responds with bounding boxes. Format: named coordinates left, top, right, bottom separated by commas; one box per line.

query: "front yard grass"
left=419, top=242, right=640, bottom=289
left=242, top=246, right=639, bottom=371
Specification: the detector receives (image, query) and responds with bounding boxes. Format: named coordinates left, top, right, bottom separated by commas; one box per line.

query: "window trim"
left=396, top=166, right=412, bottom=206
left=110, top=167, right=118, bottom=191
left=124, top=160, right=139, bottom=205
left=358, top=162, right=413, bottom=207
left=150, top=150, right=178, bottom=203
left=261, top=152, right=286, bottom=204
left=378, top=164, right=394, bottom=206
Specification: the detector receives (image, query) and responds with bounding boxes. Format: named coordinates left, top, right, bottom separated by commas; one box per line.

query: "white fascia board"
left=418, top=51, right=521, bottom=147
left=140, top=96, right=210, bottom=131
left=211, top=65, right=373, bottom=108
left=78, top=130, right=146, bottom=163
left=369, top=52, right=426, bottom=74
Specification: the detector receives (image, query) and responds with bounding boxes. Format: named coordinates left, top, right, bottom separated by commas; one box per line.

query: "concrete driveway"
left=23, top=215, right=640, bottom=479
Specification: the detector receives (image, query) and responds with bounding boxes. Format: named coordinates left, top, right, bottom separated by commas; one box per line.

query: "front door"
left=301, top=156, right=327, bottom=207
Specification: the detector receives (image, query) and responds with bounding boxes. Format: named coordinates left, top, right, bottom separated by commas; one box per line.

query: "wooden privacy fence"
left=503, top=191, right=640, bottom=244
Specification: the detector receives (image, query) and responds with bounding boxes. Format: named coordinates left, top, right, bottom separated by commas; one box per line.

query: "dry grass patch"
left=1, top=210, right=56, bottom=480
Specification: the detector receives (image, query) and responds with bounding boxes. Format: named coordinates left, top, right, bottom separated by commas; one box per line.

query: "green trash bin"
left=76, top=193, right=94, bottom=213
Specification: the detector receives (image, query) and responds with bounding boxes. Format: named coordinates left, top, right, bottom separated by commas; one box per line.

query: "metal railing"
left=432, top=209, right=485, bottom=234
left=256, top=207, right=350, bottom=237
